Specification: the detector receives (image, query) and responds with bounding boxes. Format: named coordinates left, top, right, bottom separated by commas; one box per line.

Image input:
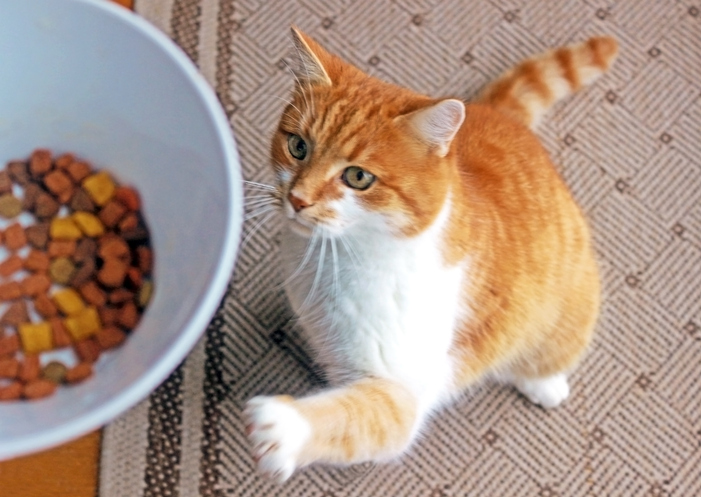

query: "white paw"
left=515, top=373, right=570, bottom=409
left=243, top=396, right=311, bottom=483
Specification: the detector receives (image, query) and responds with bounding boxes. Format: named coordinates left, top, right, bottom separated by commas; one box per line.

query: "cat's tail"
left=477, top=36, right=618, bottom=128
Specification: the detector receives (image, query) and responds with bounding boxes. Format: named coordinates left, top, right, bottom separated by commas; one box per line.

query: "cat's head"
left=272, top=28, right=465, bottom=238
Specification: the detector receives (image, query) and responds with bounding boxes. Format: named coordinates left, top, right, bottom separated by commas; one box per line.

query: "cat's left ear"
left=397, top=99, right=465, bottom=157
left=290, top=27, right=333, bottom=86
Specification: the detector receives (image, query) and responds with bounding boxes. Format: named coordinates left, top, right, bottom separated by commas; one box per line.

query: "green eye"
left=287, top=134, right=307, bottom=160
left=342, top=166, right=375, bottom=190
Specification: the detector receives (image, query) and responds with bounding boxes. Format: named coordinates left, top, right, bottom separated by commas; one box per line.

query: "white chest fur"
left=280, top=204, right=465, bottom=406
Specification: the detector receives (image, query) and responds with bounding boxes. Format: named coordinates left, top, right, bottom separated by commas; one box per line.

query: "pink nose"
left=288, top=193, right=311, bottom=212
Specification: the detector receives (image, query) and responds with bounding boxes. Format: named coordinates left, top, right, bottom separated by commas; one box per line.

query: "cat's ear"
left=290, top=27, right=333, bottom=86
left=398, top=99, right=465, bottom=157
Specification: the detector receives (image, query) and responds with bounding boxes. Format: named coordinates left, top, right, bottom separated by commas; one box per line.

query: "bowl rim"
left=0, top=0, right=243, bottom=460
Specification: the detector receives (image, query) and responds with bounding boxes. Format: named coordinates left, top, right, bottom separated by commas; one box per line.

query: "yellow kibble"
left=82, top=171, right=116, bottom=206
left=64, top=306, right=101, bottom=341
left=52, top=288, right=86, bottom=316
left=50, top=217, right=83, bottom=240
left=72, top=212, right=105, bottom=237
left=19, top=322, right=53, bottom=354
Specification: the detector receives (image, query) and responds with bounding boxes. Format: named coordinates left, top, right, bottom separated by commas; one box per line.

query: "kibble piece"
left=25, top=223, right=50, bottom=250
left=50, top=217, right=83, bottom=240
left=18, top=355, right=40, bottom=383
left=50, top=318, right=72, bottom=348
left=118, top=301, right=139, bottom=329
left=4, top=222, right=27, bottom=251
left=29, top=149, right=53, bottom=177
left=48, top=239, right=77, bottom=258
left=24, top=249, right=51, bottom=272
left=79, top=281, right=107, bottom=307
left=34, top=294, right=59, bottom=319
left=70, top=188, right=96, bottom=212
left=0, top=170, right=12, bottom=195
left=44, top=170, right=73, bottom=196
left=0, top=382, right=22, bottom=401
left=22, top=183, right=42, bottom=211
left=72, top=211, right=105, bottom=237
left=73, top=238, right=97, bottom=263
left=99, top=200, right=127, bottom=228
left=98, top=258, right=128, bottom=288
left=74, top=338, right=101, bottom=363
left=34, top=192, right=60, bottom=219
left=52, top=288, right=85, bottom=316
left=67, top=161, right=91, bottom=183
left=23, top=379, right=58, bottom=399
left=18, top=321, right=53, bottom=354
left=118, top=212, right=138, bottom=232
left=126, top=267, right=143, bottom=289
left=114, top=186, right=141, bottom=211
left=42, top=361, right=68, bottom=383
left=109, top=288, right=134, bottom=305
left=82, top=171, right=115, bottom=206
left=20, top=273, right=52, bottom=298
left=64, top=306, right=101, bottom=341
left=50, top=257, right=77, bottom=285
left=98, top=234, right=130, bottom=260
left=137, top=246, right=153, bottom=274
left=0, top=254, right=24, bottom=277
left=65, top=362, right=93, bottom=384
left=0, top=357, right=20, bottom=378
left=98, top=306, right=119, bottom=327
left=54, top=153, right=75, bottom=170
left=69, top=258, right=96, bottom=287
left=8, top=161, right=30, bottom=186
left=0, top=301, right=29, bottom=327
left=57, top=186, right=76, bottom=205
left=0, top=334, right=20, bottom=356
left=96, top=326, right=127, bottom=350
left=0, top=194, right=22, bottom=218
left=138, top=280, right=153, bottom=308
left=0, top=281, right=23, bottom=301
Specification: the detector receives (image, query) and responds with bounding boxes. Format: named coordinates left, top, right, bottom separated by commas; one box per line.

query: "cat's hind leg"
left=245, top=378, right=421, bottom=482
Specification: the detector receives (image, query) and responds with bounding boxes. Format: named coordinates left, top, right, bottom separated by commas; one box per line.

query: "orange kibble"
left=98, top=234, right=130, bottom=260
left=23, top=379, right=57, bottom=399
left=50, top=318, right=72, bottom=348
left=114, top=186, right=140, bottom=211
left=0, top=281, right=23, bottom=301
left=74, top=338, right=100, bottom=364
left=5, top=223, right=27, bottom=251
left=136, top=246, right=153, bottom=274
left=52, top=288, right=86, bottom=316
left=108, top=288, right=134, bottom=305
left=0, top=334, right=20, bottom=356
left=24, top=249, right=51, bottom=272
left=0, top=254, right=24, bottom=278
left=72, top=211, right=105, bottom=237
left=50, top=217, right=83, bottom=240
left=98, top=306, right=119, bottom=327
left=96, top=326, right=127, bottom=350
left=64, top=306, right=101, bottom=341
left=0, top=301, right=29, bottom=327
left=79, top=281, right=107, bottom=307
left=34, top=294, right=59, bottom=319
left=54, top=153, right=75, bottom=170
left=20, top=273, right=51, bottom=298
left=18, top=355, right=41, bottom=383
left=47, top=239, right=77, bottom=258
left=18, top=322, right=53, bottom=354
left=98, top=258, right=128, bottom=288
left=43, top=169, right=73, bottom=195
left=98, top=200, right=127, bottom=228
left=118, top=301, right=139, bottom=330
left=29, top=149, right=52, bottom=177
left=67, top=161, right=91, bottom=183
left=0, top=382, right=22, bottom=401
left=82, top=171, right=116, bottom=206
left=0, top=357, right=20, bottom=378
left=65, top=362, right=93, bottom=384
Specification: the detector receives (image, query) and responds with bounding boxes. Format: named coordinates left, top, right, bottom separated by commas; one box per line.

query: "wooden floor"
left=0, top=4, right=133, bottom=496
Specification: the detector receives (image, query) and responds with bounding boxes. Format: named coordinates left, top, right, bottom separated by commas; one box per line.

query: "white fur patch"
left=514, top=374, right=570, bottom=409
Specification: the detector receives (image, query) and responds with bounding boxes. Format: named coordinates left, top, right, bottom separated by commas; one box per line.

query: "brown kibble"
left=22, top=183, right=42, bottom=211
left=48, top=239, right=77, bottom=258
left=0, top=382, right=22, bottom=401
left=34, top=294, right=59, bottom=319
left=118, top=301, right=139, bottom=330
left=98, top=234, right=130, bottom=260
left=34, top=192, right=60, bottom=219
left=0, top=194, right=23, bottom=219
left=49, top=257, right=77, bottom=285
left=70, top=188, right=96, bottom=212
left=29, top=149, right=53, bottom=177
left=79, top=281, right=107, bottom=307
left=20, top=273, right=51, bottom=298
left=23, top=379, right=58, bottom=399
left=5, top=222, right=27, bottom=251
left=98, top=200, right=127, bottom=228
left=109, top=288, right=134, bottom=305
left=50, top=318, right=72, bottom=348
left=57, top=185, right=75, bottom=205
left=41, top=362, right=67, bottom=384
left=8, top=161, right=30, bottom=186
left=18, top=355, right=41, bottom=383
left=73, top=238, right=97, bottom=264
left=67, top=161, right=92, bottom=183
left=25, top=223, right=50, bottom=250
left=69, top=258, right=96, bottom=287
left=0, top=334, right=20, bottom=356
left=126, top=267, right=143, bottom=289
left=24, top=249, right=51, bottom=272
left=137, top=246, right=153, bottom=274
left=0, top=254, right=24, bottom=278
left=0, top=357, right=20, bottom=378
left=96, top=326, right=127, bottom=350
left=118, top=212, right=138, bottom=232
left=0, top=170, right=12, bottom=195
left=114, top=186, right=141, bottom=211
left=74, top=338, right=100, bottom=363
left=54, top=153, right=75, bottom=170
left=0, top=281, right=23, bottom=301
left=0, top=301, right=29, bottom=327
left=98, top=306, right=119, bottom=326
left=98, top=258, right=128, bottom=288
left=65, top=362, right=93, bottom=384
left=44, top=169, right=73, bottom=195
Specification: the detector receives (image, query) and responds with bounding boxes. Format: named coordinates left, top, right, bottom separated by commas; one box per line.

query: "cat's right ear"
left=290, top=27, right=333, bottom=87
left=397, top=99, right=466, bottom=157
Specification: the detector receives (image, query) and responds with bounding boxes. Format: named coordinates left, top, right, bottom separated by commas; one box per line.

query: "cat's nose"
left=288, top=192, right=311, bottom=212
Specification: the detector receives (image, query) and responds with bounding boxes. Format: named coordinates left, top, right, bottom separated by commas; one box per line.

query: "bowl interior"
left=0, top=0, right=241, bottom=458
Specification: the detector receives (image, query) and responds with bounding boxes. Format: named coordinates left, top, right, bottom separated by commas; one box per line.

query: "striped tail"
left=477, top=36, right=619, bottom=128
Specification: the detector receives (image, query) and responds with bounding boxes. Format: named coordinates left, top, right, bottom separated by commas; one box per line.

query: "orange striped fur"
left=245, top=29, right=617, bottom=482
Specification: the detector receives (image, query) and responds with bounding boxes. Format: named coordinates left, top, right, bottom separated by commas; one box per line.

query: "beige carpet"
left=101, top=1, right=701, bottom=495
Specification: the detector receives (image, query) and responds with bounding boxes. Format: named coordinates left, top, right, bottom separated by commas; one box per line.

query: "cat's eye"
left=342, top=166, right=375, bottom=190
left=287, top=134, right=307, bottom=160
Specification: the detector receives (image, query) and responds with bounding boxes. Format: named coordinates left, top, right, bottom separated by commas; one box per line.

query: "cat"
left=244, top=27, right=617, bottom=482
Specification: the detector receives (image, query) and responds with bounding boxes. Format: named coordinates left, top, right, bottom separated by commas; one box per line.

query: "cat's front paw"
left=244, top=395, right=311, bottom=483
left=515, top=373, right=570, bottom=409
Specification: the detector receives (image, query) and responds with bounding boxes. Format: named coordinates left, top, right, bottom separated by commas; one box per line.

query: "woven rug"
left=100, top=1, right=701, bottom=495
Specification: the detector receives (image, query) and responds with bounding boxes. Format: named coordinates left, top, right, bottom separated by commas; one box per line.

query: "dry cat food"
left=0, top=149, right=153, bottom=401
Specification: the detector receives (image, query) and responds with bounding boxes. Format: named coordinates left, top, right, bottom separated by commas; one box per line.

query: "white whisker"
left=243, top=180, right=276, bottom=190
left=240, top=210, right=276, bottom=249
left=298, top=233, right=326, bottom=317
left=244, top=205, right=277, bottom=221
left=278, top=229, right=319, bottom=290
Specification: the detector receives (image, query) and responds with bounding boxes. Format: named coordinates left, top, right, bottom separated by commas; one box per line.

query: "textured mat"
left=100, top=1, right=701, bottom=495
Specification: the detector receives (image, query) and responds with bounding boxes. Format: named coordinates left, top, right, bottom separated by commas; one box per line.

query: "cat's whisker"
left=329, top=237, right=340, bottom=330
left=281, top=58, right=311, bottom=120
left=277, top=228, right=319, bottom=290
left=240, top=210, right=276, bottom=250
left=339, top=234, right=362, bottom=271
left=298, top=232, right=326, bottom=318
left=290, top=44, right=316, bottom=119
left=243, top=180, right=277, bottom=191
left=264, top=94, right=305, bottom=123
left=245, top=193, right=279, bottom=201
left=244, top=205, right=278, bottom=222
left=245, top=198, right=279, bottom=210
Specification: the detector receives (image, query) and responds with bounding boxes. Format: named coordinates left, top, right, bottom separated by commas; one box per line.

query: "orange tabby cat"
left=245, top=28, right=617, bottom=482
